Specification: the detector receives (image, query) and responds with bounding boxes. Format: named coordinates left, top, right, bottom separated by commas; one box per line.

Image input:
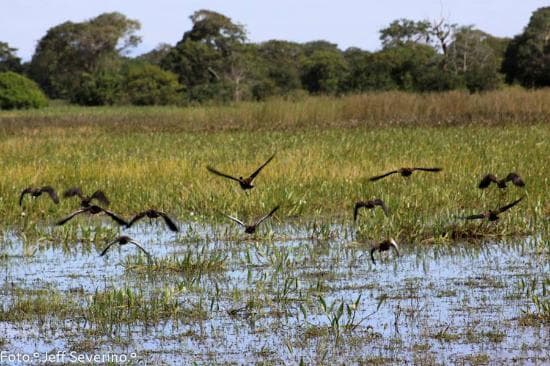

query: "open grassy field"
left=0, top=90, right=548, bottom=364
left=0, top=89, right=548, bottom=241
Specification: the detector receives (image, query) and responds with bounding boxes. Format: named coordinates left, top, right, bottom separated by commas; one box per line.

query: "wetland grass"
left=124, top=249, right=227, bottom=275
left=1, top=102, right=547, bottom=241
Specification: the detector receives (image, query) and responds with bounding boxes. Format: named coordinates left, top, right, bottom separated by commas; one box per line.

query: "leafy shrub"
left=72, top=70, right=125, bottom=106
left=123, top=62, right=184, bottom=105
left=0, top=71, right=48, bottom=109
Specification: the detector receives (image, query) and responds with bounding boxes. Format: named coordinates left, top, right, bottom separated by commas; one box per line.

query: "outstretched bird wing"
left=129, top=240, right=152, bottom=259
left=370, top=247, right=377, bottom=264
left=100, top=208, right=128, bottom=226
left=389, top=239, right=400, bottom=257
left=63, top=187, right=84, bottom=199
left=462, top=213, right=486, bottom=220
left=504, top=173, right=525, bottom=187
left=157, top=211, right=179, bottom=232
left=478, top=174, right=499, bottom=189
left=127, top=211, right=148, bottom=228
left=207, top=166, right=241, bottom=182
left=497, top=197, right=524, bottom=214
left=412, top=167, right=443, bottom=172
left=373, top=198, right=390, bottom=216
left=254, top=205, right=280, bottom=226
left=248, top=153, right=275, bottom=180
left=19, top=188, right=33, bottom=206
left=99, top=239, right=118, bottom=257
left=90, top=190, right=110, bottom=205
left=40, top=186, right=59, bottom=204
left=225, top=214, right=246, bottom=227
left=353, top=201, right=366, bottom=221
left=56, top=208, right=88, bottom=225
left=369, top=170, right=398, bottom=182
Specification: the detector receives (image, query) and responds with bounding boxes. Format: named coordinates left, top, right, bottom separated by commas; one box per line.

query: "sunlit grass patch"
left=124, top=250, right=227, bottom=275
left=86, top=285, right=207, bottom=327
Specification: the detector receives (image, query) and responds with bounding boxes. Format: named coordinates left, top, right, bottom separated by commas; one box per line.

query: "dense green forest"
left=1, top=7, right=549, bottom=108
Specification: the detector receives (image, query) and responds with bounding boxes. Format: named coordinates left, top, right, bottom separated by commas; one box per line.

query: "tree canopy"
left=502, top=6, right=550, bottom=87
left=3, top=7, right=546, bottom=107
left=0, top=42, right=23, bottom=73
left=29, top=12, right=141, bottom=99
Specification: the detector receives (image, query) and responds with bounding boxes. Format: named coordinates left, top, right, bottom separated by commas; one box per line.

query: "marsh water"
left=0, top=222, right=548, bottom=365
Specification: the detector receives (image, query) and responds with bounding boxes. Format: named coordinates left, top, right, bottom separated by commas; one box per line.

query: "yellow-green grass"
left=0, top=90, right=548, bottom=241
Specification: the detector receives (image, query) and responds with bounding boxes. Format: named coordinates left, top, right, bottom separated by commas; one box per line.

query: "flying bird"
left=370, top=239, right=400, bottom=264
left=19, top=186, right=59, bottom=206
left=56, top=205, right=128, bottom=226
left=369, top=167, right=442, bottom=182
left=225, top=205, right=280, bottom=234
left=478, top=173, right=525, bottom=189
left=127, top=209, right=179, bottom=232
left=354, top=199, right=389, bottom=221
left=207, top=153, right=275, bottom=190
left=63, top=187, right=110, bottom=207
left=461, top=197, right=524, bottom=221
left=100, top=235, right=151, bottom=259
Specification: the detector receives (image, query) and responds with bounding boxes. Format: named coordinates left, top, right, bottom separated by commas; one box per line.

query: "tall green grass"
left=0, top=90, right=548, bottom=240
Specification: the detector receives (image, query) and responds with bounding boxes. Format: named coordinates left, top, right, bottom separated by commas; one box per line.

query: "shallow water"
left=0, top=222, right=548, bottom=365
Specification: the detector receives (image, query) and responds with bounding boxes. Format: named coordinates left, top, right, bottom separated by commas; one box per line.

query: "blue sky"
left=1, top=0, right=547, bottom=60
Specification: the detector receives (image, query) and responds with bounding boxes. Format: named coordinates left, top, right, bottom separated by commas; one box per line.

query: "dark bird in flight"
left=478, top=173, right=525, bottom=189
left=56, top=205, right=128, bottom=226
left=19, top=186, right=59, bottom=206
left=225, top=205, right=280, bottom=234
left=100, top=235, right=151, bottom=259
left=63, top=187, right=110, bottom=207
left=207, top=153, right=275, bottom=190
left=369, top=167, right=442, bottom=182
left=354, top=199, right=389, bottom=221
left=127, top=209, right=179, bottom=232
left=462, top=197, right=524, bottom=221
left=370, top=238, right=400, bottom=264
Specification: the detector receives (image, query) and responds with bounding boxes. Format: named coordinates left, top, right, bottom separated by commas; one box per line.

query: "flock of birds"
left=19, top=155, right=526, bottom=264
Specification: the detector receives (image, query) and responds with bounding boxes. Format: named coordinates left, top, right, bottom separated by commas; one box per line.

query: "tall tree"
left=162, top=9, right=248, bottom=102
left=29, top=12, right=141, bottom=98
left=257, top=40, right=304, bottom=95
left=379, top=19, right=431, bottom=49
left=301, top=49, right=347, bottom=94
left=447, top=27, right=504, bottom=91
left=138, top=43, right=172, bottom=66
left=0, top=42, right=22, bottom=73
left=502, top=7, right=550, bottom=87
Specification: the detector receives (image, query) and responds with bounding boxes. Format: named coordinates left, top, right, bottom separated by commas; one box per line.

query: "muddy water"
left=0, top=223, right=548, bottom=365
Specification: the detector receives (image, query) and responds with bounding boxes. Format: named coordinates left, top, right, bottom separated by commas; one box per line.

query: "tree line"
left=0, top=7, right=549, bottom=108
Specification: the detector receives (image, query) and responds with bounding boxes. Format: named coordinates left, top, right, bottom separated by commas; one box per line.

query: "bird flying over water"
left=100, top=235, right=151, bottom=259
left=225, top=205, right=280, bottom=234
left=370, top=239, right=400, bottom=264
left=207, top=153, right=275, bottom=190
left=478, top=173, right=525, bottom=189
left=461, top=197, right=524, bottom=221
left=127, top=209, right=179, bottom=232
left=354, top=199, right=389, bottom=221
left=63, top=187, right=110, bottom=207
left=56, top=205, right=128, bottom=226
left=19, top=186, right=59, bottom=206
left=369, top=167, right=442, bottom=182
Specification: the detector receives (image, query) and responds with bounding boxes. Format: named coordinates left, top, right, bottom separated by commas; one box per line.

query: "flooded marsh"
left=0, top=222, right=548, bottom=365
left=1, top=99, right=549, bottom=364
